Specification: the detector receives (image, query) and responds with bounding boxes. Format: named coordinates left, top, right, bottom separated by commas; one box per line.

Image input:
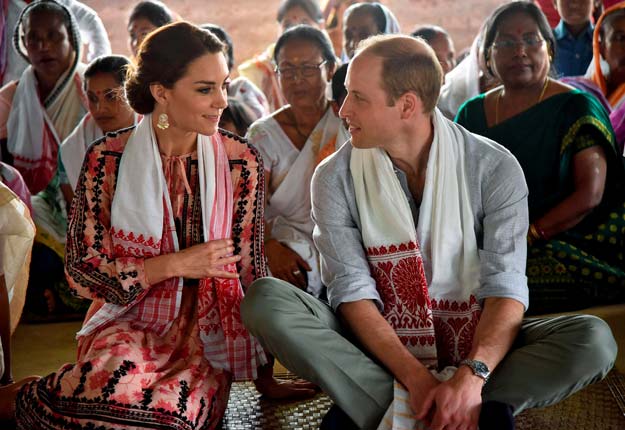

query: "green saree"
left=457, top=89, right=625, bottom=314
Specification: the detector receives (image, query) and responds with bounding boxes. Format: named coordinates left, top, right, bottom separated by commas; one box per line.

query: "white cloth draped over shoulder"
left=7, top=62, right=87, bottom=194
left=438, top=36, right=481, bottom=120
left=349, top=109, right=481, bottom=430
left=247, top=107, right=348, bottom=297
left=78, top=115, right=267, bottom=380
left=60, top=113, right=141, bottom=190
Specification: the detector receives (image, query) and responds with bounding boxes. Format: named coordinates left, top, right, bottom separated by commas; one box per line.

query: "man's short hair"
left=355, top=34, right=443, bottom=113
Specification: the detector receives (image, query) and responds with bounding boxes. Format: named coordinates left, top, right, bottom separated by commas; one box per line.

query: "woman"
left=238, top=0, right=324, bottom=112
left=1, top=0, right=111, bottom=85
left=342, top=2, right=400, bottom=60
left=246, top=25, right=348, bottom=297
left=60, top=55, right=138, bottom=193
left=411, top=25, right=456, bottom=75
left=127, top=0, right=173, bottom=57
left=0, top=0, right=89, bottom=319
left=0, top=22, right=313, bottom=429
left=456, top=1, right=625, bottom=314
left=588, top=3, right=625, bottom=109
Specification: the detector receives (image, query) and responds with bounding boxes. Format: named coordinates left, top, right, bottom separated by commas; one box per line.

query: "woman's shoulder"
left=218, top=128, right=264, bottom=169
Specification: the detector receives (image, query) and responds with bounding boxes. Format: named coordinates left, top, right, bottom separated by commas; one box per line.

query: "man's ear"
left=149, top=83, right=169, bottom=106
left=398, top=92, right=422, bottom=119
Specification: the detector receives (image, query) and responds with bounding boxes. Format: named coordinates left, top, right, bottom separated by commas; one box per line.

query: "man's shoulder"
left=314, top=140, right=352, bottom=183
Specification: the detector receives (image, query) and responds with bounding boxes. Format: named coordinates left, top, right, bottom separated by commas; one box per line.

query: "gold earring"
left=157, top=113, right=169, bottom=130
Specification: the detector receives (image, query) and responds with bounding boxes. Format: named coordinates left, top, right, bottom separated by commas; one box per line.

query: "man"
left=241, top=35, right=616, bottom=430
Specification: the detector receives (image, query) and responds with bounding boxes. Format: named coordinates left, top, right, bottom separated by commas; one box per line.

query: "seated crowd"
left=0, top=0, right=623, bottom=429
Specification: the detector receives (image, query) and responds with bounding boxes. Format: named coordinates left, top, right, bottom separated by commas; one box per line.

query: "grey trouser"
left=241, top=278, right=618, bottom=430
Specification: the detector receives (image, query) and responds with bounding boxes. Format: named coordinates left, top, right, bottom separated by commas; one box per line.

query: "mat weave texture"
left=222, top=372, right=625, bottom=429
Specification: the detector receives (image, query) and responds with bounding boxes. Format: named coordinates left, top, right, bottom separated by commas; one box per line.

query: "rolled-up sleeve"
left=477, top=153, right=530, bottom=310
left=311, top=160, right=381, bottom=311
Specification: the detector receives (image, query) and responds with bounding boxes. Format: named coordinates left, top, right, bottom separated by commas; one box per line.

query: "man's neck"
left=564, top=20, right=590, bottom=38
left=384, top=115, right=434, bottom=177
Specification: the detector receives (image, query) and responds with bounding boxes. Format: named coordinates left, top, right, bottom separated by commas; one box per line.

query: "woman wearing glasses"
left=247, top=25, right=347, bottom=298
left=456, top=1, right=625, bottom=314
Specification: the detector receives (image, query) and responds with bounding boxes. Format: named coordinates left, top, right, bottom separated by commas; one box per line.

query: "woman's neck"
left=35, top=70, right=64, bottom=102
left=289, top=97, right=328, bottom=128
left=152, top=115, right=197, bottom=156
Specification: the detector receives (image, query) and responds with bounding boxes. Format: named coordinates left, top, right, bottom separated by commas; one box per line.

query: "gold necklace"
left=495, top=77, right=550, bottom=125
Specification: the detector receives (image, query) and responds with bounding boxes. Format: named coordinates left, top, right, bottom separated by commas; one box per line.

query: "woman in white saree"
left=247, top=25, right=348, bottom=297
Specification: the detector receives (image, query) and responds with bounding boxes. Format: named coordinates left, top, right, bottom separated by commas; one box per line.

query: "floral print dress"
left=15, top=128, right=267, bottom=430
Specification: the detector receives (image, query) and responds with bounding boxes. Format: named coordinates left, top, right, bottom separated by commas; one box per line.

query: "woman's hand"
left=145, top=239, right=240, bottom=284
left=265, top=239, right=311, bottom=289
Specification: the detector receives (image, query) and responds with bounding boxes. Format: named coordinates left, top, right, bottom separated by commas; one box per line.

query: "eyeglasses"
left=275, top=60, right=327, bottom=80
left=492, top=35, right=545, bottom=52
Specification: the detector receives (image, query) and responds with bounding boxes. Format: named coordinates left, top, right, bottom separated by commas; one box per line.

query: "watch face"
left=474, top=361, right=489, bottom=375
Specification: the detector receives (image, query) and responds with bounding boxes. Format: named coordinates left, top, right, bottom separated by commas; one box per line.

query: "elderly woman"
left=238, top=0, right=324, bottom=112
left=127, top=0, right=174, bottom=57
left=456, top=1, right=625, bottom=315
left=1, top=0, right=111, bottom=85
left=247, top=25, right=348, bottom=297
left=342, top=2, right=400, bottom=60
left=60, top=55, right=138, bottom=193
left=0, top=0, right=89, bottom=319
left=0, top=21, right=312, bottom=428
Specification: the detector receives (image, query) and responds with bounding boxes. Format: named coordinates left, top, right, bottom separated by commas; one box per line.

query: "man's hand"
left=416, top=366, right=483, bottom=430
left=405, top=369, right=440, bottom=422
left=265, top=239, right=311, bottom=289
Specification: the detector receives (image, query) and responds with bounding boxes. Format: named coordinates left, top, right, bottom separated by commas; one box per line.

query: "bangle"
left=528, top=224, right=548, bottom=243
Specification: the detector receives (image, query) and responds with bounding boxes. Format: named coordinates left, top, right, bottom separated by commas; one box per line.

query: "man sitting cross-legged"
left=241, top=34, right=617, bottom=430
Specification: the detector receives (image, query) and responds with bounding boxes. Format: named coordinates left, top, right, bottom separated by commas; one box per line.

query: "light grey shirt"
left=311, top=121, right=530, bottom=313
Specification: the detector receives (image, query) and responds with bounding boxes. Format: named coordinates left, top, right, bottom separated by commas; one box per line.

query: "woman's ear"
left=149, top=83, right=169, bottom=106
left=326, top=61, right=337, bottom=82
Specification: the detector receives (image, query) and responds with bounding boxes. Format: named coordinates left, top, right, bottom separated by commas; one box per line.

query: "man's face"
left=339, top=54, right=400, bottom=149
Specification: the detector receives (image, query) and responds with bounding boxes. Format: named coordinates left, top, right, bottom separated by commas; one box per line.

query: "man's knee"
left=241, top=277, right=298, bottom=337
left=572, top=315, right=617, bottom=375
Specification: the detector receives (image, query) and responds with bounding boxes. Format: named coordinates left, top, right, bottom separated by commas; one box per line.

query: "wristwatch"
left=459, top=359, right=490, bottom=382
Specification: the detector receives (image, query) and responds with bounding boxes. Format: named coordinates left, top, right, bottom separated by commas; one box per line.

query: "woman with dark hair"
left=0, top=21, right=313, bottom=428
left=202, top=23, right=270, bottom=121
left=238, top=0, right=324, bottom=112
left=219, top=97, right=256, bottom=136
left=246, top=25, right=347, bottom=297
left=456, top=1, right=625, bottom=314
left=127, top=0, right=174, bottom=57
left=0, top=0, right=90, bottom=319
left=59, top=55, right=138, bottom=193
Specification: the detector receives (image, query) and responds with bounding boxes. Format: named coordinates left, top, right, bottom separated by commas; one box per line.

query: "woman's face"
left=489, top=12, right=550, bottom=90
left=128, top=17, right=158, bottom=57
left=159, top=52, right=229, bottom=137
left=276, top=39, right=333, bottom=109
left=343, top=10, right=380, bottom=59
left=86, top=72, right=135, bottom=133
left=279, top=5, right=318, bottom=33
left=23, top=10, right=73, bottom=82
left=601, top=14, right=625, bottom=87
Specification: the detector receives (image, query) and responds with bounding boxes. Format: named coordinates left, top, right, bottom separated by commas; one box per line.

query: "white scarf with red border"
left=77, top=115, right=267, bottom=380
left=350, top=108, right=482, bottom=370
